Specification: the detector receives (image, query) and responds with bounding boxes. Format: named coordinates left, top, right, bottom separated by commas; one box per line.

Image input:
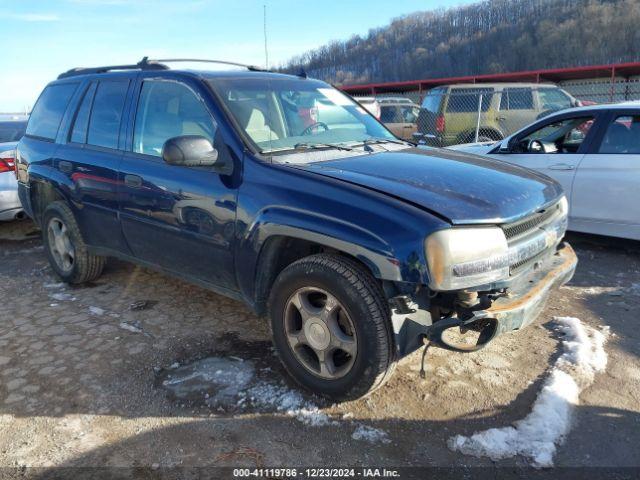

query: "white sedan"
left=449, top=103, right=640, bottom=240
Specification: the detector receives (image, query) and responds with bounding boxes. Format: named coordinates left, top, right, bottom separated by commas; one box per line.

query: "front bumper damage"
left=392, top=242, right=577, bottom=356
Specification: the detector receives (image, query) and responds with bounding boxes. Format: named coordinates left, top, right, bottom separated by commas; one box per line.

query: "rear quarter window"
left=26, top=83, right=78, bottom=140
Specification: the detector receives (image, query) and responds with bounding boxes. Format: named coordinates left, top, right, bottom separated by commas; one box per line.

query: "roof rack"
left=57, top=57, right=265, bottom=79
left=151, top=58, right=266, bottom=72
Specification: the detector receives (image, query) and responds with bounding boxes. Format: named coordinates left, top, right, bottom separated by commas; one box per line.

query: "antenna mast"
left=263, top=4, right=269, bottom=69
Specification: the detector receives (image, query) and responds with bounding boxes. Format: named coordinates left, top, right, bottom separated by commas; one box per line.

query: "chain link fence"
left=352, top=78, right=640, bottom=147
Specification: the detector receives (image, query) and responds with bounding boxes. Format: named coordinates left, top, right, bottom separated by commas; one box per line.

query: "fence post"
left=474, top=93, right=483, bottom=143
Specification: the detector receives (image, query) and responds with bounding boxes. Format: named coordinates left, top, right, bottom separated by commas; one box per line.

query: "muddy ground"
left=0, top=219, right=639, bottom=476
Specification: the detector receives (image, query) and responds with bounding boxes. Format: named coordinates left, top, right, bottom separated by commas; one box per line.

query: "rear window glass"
left=87, top=80, right=129, bottom=149
left=0, top=121, right=27, bottom=142
left=26, top=83, right=78, bottom=140
left=421, top=89, right=444, bottom=113
left=446, top=88, right=494, bottom=113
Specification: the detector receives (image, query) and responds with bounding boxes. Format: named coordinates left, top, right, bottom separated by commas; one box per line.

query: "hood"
left=298, top=147, right=563, bottom=225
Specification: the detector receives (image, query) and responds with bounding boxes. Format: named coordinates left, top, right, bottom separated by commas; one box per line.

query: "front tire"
left=269, top=254, right=395, bottom=400
left=42, top=201, right=106, bottom=284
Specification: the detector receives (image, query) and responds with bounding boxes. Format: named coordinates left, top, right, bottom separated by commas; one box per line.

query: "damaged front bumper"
left=392, top=242, right=577, bottom=356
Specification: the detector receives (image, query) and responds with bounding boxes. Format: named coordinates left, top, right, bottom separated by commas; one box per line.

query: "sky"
left=1, top=0, right=477, bottom=112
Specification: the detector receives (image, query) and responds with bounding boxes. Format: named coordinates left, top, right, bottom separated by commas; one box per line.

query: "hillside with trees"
left=281, top=0, right=640, bottom=85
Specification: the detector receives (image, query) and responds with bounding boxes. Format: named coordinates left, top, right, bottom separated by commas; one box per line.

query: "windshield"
left=208, top=77, right=396, bottom=154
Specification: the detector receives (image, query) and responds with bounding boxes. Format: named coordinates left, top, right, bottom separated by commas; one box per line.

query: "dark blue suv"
left=16, top=58, right=576, bottom=399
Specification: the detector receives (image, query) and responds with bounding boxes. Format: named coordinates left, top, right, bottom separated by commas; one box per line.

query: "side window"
left=70, top=83, right=97, bottom=144
left=400, top=106, right=418, bottom=123
left=87, top=80, right=129, bottom=149
left=133, top=80, right=216, bottom=156
left=26, top=83, right=78, bottom=140
left=446, top=88, right=494, bottom=113
left=599, top=115, right=640, bottom=154
left=380, top=106, right=398, bottom=123
left=518, top=116, right=594, bottom=154
left=501, top=88, right=534, bottom=110
left=539, top=89, right=573, bottom=111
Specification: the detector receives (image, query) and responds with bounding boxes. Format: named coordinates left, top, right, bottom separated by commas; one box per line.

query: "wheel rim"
left=47, top=217, right=75, bottom=273
left=283, top=287, right=357, bottom=380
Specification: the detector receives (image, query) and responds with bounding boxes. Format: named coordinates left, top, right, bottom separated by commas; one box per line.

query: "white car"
left=0, top=118, right=28, bottom=221
left=449, top=103, right=640, bottom=240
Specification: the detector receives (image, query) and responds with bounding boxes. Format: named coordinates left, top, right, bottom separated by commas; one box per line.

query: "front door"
left=118, top=76, right=238, bottom=289
left=491, top=114, right=599, bottom=200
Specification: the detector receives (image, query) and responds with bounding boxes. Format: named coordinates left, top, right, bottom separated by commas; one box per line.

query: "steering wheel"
left=528, top=139, right=545, bottom=153
left=300, top=122, right=329, bottom=136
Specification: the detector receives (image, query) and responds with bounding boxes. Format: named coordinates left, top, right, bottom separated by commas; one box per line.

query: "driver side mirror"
left=162, top=135, right=232, bottom=174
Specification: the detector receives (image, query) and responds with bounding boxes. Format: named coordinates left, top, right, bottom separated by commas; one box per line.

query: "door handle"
left=59, top=160, right=73, bottom=173
left=124, top=174, right=142, bottom=188
left=548, top=163, right=575, bottom=171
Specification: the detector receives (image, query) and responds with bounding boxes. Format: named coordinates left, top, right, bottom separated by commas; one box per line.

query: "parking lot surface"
left=1, top=220, right=639, bottom=472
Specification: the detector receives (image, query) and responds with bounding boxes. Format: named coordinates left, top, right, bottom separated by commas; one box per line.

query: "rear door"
left=118, top=75, right=238, bottom=289
left=571, top=110, right=640, bottom=239
left=54, top=77, right=132, bottom=252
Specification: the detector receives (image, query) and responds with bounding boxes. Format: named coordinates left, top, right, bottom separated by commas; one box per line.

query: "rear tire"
left=269, top=253, right=396, bottom=400
left=42, top=201, right=106, bottom=284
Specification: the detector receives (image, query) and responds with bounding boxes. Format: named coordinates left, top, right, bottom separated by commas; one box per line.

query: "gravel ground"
left=0, top=219, right=639, bottom=475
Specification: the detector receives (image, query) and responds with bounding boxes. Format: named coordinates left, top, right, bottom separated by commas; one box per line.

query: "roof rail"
left=57, top=57, right=266, bottom=80
left=57, top=57, right=168, bottom=79
left=149, top=58, right=266, bottom=72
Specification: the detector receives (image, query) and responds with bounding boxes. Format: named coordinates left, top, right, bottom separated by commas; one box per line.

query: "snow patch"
left=119, top=321, right=143, bottom=334
left=44, top=282, right=65, bottom=289
left=242, top=382, right=333, bottom=426
left=88, top=306, right=105, bottom=316
left=352, top=425, right=391, bottom=444
left=449, top=316, right=609, bottom=467
left=49, top=292, right=75, bottom=301
left=161, top=356, right=334, bottom=427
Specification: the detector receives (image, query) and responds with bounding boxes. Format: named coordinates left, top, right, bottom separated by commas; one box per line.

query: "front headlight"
left=425, top=227, right=510, bottom=291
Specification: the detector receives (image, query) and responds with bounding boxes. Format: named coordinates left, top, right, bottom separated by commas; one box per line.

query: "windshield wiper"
left=360, top=138, right=409, bottom=147
left=293, top=142, right=354, bottom=152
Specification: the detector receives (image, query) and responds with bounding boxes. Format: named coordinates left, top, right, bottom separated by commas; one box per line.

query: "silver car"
left=0, top=118, right=28, bottom=221
left=448, top=103, right=640, bottom=240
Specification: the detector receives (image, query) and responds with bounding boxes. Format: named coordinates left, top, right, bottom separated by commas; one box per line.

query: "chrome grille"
left=500, top=201, right=565, bottom=276
left=501, top=205, right=559, bottom=241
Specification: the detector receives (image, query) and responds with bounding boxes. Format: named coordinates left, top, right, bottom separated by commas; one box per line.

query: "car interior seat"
left=231, top=101, right=279, bottom=145
left=602, top=122, right=632, bottom=153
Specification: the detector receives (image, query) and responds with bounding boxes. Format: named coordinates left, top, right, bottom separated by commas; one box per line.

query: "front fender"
left=247, top=205, right=403, bottom=281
